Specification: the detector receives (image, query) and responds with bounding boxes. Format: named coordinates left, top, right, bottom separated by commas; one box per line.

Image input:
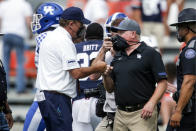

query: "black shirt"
left=176, top=37, right=196, bottom=94
left=0, top=60, right=7, bottom=107
left=111, top=42, right=167, bottom=106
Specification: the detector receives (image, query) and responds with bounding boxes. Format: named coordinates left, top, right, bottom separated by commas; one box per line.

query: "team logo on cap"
left=185, top=49, right=196, bottom=59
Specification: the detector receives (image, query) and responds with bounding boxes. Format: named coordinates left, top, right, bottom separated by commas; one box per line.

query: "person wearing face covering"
left=35, top=7, right=107, bottom=131
left=101, top=18, right=167, bottom=131
left=166, top=8, right=196, bottom=131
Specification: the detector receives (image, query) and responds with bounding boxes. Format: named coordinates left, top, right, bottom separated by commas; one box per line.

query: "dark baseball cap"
left=61, top=6, right=91, bottom=24
left=170, top=8, right=196, bottom=26
left=112, top=19, right=141, bottom=35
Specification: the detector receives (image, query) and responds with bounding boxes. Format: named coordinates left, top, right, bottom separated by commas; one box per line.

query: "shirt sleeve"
left=62, top=40, right=80, bottom=71
left=150, top=50, right=167, bottom=82
left=182, top=48, right=196, bottom=75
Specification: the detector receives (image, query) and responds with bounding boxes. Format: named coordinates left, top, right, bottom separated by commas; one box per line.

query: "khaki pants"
left=95, top=116, right=113, bottom=131
left=142, top=22, right=165, bottom=48
left=113, top=107, right=158, bottom=131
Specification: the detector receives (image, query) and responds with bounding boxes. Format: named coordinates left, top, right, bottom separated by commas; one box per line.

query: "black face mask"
left=77, top=26, right=86, bottom=38
left=176, top=32, right=186, bottom=42
left=111, top=35, right=129, bottom=51
left=176, top=25, right=190, bottom=42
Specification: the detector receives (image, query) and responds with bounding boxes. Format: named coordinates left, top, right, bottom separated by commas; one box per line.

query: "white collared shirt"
left=35, top=26, right=80, bottom=98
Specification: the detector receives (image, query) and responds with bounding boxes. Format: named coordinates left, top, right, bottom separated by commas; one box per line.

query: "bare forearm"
left=175, top=80, right=195, bottom=113
left=103, top=75, right=114, bottom=93
left=70, top=67, right=100, bottom=79
left=90, top=48, right=107, bottom=80
left=149, top=79, right=167, bottom=105
left=92, top=47, right=106, bottom=65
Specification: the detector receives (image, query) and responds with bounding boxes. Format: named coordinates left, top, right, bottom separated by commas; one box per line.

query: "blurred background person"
left=66, top=0, right=87, bottom=10
left=165, top=0, right=185, bottom=36
left=160, top=62, right=177, bottom=130
left=84, top=0, right=109, bottom=26
left=107, top=0, right=142, bottom=27
left=140, top=0, right=167, bottom=52
left=23, top=3, right=63, bottom=131
left=0, top=0, right=33, bottom=93
left=72, top=22, right=104, bottom=131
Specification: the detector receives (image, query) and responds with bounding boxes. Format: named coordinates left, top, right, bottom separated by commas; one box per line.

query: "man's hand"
left=102, top=38, right=113, bottom=52
left=141, top=101, right=155, bottom=120
left=103, top=65, right=113, bottom=76
left=5, top=113, right=14, bottom=129
left=170, top=110, right=182, bottom=127
left=166, top=82, right=177, bottom=93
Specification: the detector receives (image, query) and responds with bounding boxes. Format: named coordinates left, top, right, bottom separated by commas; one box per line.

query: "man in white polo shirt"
left=35, top=7, right=107, bottom=131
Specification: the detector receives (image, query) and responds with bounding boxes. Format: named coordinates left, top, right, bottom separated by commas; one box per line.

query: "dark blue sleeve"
left=182, top=48, right=196, bottom=75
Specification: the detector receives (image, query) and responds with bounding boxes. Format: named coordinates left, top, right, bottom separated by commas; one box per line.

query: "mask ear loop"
left=187, top=24, right=196, bottom=33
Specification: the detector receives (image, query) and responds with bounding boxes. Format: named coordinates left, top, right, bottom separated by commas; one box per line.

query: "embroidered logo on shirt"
left=67, top=60, right=76, bottom=64
left=137, top=54, right=142, bottom=59
left=185, top=49, right=196, bottom=59
left=117, top=57, right=122, bottom=61
left=67, top=59, right=77, bottom=67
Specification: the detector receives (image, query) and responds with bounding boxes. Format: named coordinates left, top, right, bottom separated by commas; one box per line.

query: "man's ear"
left=68, top=21, right=74, bottom=27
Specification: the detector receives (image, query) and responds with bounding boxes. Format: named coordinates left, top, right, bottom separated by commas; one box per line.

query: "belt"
left=43, top=90, right=71, bottom=99
left=118, top=103, right=145, bottom=112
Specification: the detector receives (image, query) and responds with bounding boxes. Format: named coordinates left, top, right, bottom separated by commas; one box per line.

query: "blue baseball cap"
left=61, top=6, right=91, bottom=24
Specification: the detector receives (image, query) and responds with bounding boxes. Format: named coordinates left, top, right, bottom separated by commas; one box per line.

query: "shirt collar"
left=56, top=26, right=72, bottom=40
left=186, top=36, right=196, bottom=47
left=135, top=42, right=147, bottom=53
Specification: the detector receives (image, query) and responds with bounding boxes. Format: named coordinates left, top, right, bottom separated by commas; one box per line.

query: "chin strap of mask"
left=187, top=26, right=196, bottom=34
left=126, top=40, right=139, bottom=46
